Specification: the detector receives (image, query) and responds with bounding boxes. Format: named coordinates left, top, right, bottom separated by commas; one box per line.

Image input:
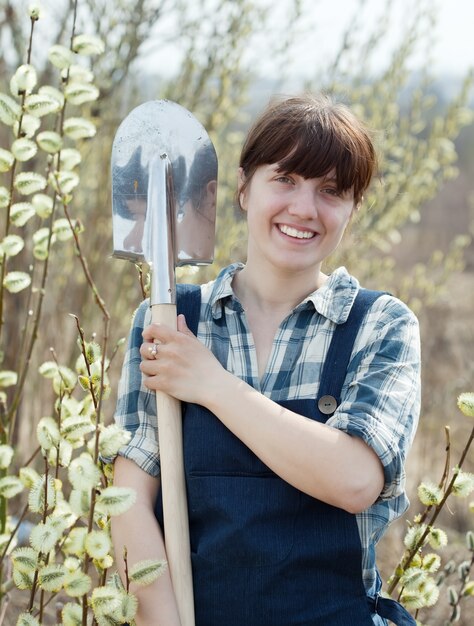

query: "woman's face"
left=239, top=163, right=354, bottom=277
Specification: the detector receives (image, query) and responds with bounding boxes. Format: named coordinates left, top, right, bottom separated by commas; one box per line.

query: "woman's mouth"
left=278, top=224, right=316, bottom=240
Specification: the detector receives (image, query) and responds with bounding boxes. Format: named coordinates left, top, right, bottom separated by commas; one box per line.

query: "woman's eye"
left=322, top=187, right=339, bottom=196
left=275, top=175, right=293, bottom=184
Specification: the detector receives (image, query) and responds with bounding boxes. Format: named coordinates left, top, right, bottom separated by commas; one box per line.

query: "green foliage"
left=0, top=3, right=151, bottom=622
left=128, top=559, right=167, bottom=586
left=387, top=401, right=474, bottom=623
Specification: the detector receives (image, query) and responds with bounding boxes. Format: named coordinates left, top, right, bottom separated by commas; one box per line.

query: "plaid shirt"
left=114, top=263, right=421, bottom=609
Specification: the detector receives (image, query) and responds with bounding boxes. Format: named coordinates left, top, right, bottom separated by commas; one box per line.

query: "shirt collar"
left=208, top=263, right=244, bottom=319
left=303, top=267, right=359, bottom=324
left=208, top=263, right=359, bottom=325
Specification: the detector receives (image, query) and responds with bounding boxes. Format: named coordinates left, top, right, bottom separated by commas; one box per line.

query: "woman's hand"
left=140, top=314, right=225, bottom=405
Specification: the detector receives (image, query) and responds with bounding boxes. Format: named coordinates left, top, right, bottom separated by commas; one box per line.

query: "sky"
left=20, top=0, right=474, bottom=82
left=430, top=0, right=474, bottom=74
left=144, top=0, right=474, bottom=83
left=261, top=0, right=474, bottom=81
left=307, top=0, right=474, bottom=76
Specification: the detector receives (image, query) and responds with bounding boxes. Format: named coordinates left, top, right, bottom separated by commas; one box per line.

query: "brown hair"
left=238, top=94, right=377, bottom=206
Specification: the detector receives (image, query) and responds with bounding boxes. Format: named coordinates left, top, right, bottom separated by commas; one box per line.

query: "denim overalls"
left=155, top=284, right=415, bottom=626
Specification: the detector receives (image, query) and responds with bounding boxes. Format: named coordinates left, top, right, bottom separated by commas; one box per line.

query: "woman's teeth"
left=279, top=225, right=315, bottom=239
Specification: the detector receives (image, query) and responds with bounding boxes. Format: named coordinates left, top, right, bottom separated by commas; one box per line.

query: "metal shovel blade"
left=111, top=99, right=217, bottom=277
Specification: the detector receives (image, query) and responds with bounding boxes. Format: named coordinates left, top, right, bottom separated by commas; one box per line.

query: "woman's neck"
left=233, top=262, right=327, bottom=315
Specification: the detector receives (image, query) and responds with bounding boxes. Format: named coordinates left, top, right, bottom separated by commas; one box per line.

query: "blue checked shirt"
left=114, top=263, right=421, bottom=611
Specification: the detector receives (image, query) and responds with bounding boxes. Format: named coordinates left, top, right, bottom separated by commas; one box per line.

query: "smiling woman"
left=110, top=93, right=421, bottom=626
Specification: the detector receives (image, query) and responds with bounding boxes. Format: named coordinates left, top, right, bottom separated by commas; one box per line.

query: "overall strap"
left=317, top=288, right=385, bottom=418
left=367, top=595, right=417, bottom=626
left=176, top=283, right=202, bottom=335
left=317, top=287, right=417, bottom=626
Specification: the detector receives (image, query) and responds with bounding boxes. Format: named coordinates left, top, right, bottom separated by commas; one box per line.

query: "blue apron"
left=154, top=284, right=415, bottom=626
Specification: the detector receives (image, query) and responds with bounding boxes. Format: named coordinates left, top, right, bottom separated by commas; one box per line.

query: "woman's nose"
left=287, top=186, right=318, bottom=219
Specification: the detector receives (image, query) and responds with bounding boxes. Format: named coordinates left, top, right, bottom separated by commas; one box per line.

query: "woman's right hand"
left=139, top=314, right=228, bottom=406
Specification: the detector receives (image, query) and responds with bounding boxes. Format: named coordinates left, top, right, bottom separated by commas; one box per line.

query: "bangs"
left=240, top=96, right=377, bottom=204
left=276, top=129, right=358, bottom=196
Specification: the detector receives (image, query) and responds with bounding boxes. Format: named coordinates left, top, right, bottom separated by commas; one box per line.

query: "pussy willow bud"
left=11, top=138, right=37, bottom=162
left=61, top=603, right=82, bottom=623
left=467, top=530, right=474, bottom=551
left=65, top=82, right=99, bottom=105
left=48, top=44, right=74, bottom=69
left=452, top=470, right=474, bottom=498
left=25, top=93, right=61, bottom=117
left=63, top=117, right=96, bottom=140
left=457, top=392, right=474, bottom=417
left=32, top=193, right=53, bottom=219
left=38, top=85, right=64, bottom=108
left=448, top=586, right=458, bottom=606
left=10, top=64, right=37, bottom=95
left=14, top=172, right=47, bottom=196
left=0, top=186, right=10, bottom=208
left=0, top=148, right=14, bottom=173
left=463, top=581, right=474, bottom=597
left=0, top=92, right=21, bottom=125
left=37, top=130, right=63, bottom=154
left=63, top=570, right=92, bottom=598
left=428, top=527, right=448, bottom=549
left=0, top=234, right=24, bottom=258
left=0, top=444, right=14, bottom=469
left=28, top=4, right=42, bottom=20
left=458, top=560, right=470, bottom=580
left=14, top=113, right=40, bottom=139
left=418, top=481, right=443, bottom=506
left=450, top=604, right=461, bottom=622
left=72, top=34, right=105, bottom=56
left=59, top=148, right=81, bottom=170
left=84, top=530, right=111, bottom=559
left=10, top=202, right=35, bottom=227
left=2, top=271, right=31, bottom=294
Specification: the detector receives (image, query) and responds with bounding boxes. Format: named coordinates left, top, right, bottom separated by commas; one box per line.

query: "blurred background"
left=0, top=1, right=473, bottom=623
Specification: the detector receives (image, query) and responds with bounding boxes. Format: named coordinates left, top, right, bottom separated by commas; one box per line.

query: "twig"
left=27, top=457, right=49, bottom=612
left=0, top=502, right=29, bottom=566
left=0, top=10, right=36, bottom=339
left=439, top=426, right=451, bottom=492
left=387, top=422, right=474, bottom=595
left=123, top=546, right=130, bottom=593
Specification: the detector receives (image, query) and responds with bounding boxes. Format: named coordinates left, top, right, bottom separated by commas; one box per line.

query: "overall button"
left=318, top=395, right=337, bottom=415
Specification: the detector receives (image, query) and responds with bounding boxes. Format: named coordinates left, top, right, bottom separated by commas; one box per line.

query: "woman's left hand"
left=140, top=314, right=225, bottom=405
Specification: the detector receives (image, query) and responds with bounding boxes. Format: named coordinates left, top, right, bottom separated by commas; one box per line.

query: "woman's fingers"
left=139, top=317, right=222, bottom=403
left=142, top=317, right=192, bottom=344
left=148, top=343, right=159, bottom=358
left=140, top=340, right=159, bottom=360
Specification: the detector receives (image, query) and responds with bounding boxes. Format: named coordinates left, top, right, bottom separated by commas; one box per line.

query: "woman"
left=111, top=94, right=421, bottom=625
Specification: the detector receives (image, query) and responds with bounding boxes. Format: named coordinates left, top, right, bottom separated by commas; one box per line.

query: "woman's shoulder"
left=330, top=266, right=418, bottom=326
left=362, top=290, right=419, bottom=328
left=313, top=267, right=413, bottom=328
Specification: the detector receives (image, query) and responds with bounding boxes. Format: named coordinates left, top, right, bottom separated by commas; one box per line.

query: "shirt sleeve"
left=326, top=295, right=421, bottom=501
left=112, top=299, right=161, bottom=477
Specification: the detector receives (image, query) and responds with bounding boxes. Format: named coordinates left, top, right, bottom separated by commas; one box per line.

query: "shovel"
left=111, top=99, right=218, bottom=626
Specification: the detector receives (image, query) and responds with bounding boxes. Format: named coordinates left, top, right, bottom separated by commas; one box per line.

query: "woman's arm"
left=203, top=371, right=383, bottom=513
left=111, top=456, right=181, bottom=626
left=140, top=315, right=390, bottom=514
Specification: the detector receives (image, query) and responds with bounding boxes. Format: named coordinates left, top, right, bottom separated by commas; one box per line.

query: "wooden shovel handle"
left=152, top=303, right=195, bottom=626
